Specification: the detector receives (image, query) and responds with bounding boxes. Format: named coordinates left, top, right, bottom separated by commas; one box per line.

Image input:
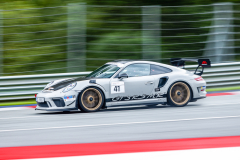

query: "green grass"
left=0, top=100, right=36, bottom=106
left=206, top=86, right=240, bottom=92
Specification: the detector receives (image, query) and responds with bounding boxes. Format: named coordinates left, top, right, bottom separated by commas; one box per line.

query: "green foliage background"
left=0, top=0, right=240, bottom=75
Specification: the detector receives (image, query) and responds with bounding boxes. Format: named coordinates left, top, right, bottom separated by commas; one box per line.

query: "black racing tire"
left=167, top=82, right=192, bottom=107
left=78, top=87, right=105, bottom=112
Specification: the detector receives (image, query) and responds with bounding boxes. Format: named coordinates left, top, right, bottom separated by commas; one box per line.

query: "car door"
left=109, top=63, right=155, bottom=106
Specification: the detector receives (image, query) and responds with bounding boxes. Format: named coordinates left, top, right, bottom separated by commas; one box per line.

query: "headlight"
left=45, top=81, right=54, bottom=89
left=62, top=82, right=77, bottom=93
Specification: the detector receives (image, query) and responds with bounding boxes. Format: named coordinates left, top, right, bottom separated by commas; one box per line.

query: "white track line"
left=0, top=115, right=43, bottom=120
left=0, top=115, right=240, bottom=133
left=0, top=107, right=31, bottom=111
left=24, top=147, right=240, bottom=160
left=208, top=102, right=240, bottom=106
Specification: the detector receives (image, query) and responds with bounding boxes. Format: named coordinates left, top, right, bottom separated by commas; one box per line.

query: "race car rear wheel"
left=79, top=87, right=104, bottom=112
left=167, top=82, right=191, bottom=107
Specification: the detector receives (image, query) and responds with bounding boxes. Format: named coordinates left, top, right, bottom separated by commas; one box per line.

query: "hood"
left=44, top=76, right=89, bottom=91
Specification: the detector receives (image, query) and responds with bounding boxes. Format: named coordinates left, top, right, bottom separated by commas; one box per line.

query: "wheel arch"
left=167, top=80, right=194, bottom=100
left=77, top=85, right=106, bottom=109
left=81, top=85, right=106, bottom=99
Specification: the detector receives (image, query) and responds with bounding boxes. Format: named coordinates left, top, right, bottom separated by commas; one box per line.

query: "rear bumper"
left=188, top=79, right=207, bottom=99
left=191, top=96, right=206, bottom=102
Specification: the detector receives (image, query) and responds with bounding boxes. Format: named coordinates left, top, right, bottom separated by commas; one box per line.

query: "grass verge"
left=0, top=100, right=36, bottom=107
left=207, top=86, right=240, bottom=92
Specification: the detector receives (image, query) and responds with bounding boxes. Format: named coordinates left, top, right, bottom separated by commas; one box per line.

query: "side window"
left=120, top=64, right=150, bottom=77
left=150, top=64, right=172, bottom=75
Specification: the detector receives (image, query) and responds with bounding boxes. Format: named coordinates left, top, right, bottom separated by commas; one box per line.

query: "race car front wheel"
left=167, top=82, right=191, bottom=107
left=79, top=87, right=104, bottom=112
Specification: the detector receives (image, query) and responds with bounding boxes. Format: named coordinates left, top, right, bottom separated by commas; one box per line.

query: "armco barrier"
left=0, top=72, right=91, bottom=101
left=0, top=62, right=239, bottom=101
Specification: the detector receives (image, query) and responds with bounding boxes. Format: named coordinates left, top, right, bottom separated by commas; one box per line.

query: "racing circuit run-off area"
left=0, top=92, right=240, bottom=159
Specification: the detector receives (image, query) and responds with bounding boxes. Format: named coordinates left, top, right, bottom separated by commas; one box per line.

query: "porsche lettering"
left=112, top=93, right=164, bottom=102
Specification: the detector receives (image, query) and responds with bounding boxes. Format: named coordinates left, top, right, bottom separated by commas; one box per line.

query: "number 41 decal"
left=114, top=86, right=120, bottom=92
left=111, top=82, right=125, bottom=94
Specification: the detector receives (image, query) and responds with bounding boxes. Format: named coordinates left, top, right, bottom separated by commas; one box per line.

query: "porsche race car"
left=35, top=59, right=211, bottom=112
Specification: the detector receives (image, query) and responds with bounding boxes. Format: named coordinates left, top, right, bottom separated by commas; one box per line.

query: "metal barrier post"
left=204, top=2, right=234, bottom=63
left=142, top=6, right=161, bottom=62
left=67, top=3, right=86, bottom=72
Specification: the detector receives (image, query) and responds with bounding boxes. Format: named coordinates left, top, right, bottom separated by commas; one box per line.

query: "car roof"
left=106, top=60, right=180, bottom=71
left=112, top=59, right=135, bottom=64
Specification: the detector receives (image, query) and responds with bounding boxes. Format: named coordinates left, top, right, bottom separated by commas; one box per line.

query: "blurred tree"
left=0, top=0, right=239, bottom=75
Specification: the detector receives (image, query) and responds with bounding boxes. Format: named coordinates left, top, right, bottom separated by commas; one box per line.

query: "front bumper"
left=35, top=90, right=80, bottom=111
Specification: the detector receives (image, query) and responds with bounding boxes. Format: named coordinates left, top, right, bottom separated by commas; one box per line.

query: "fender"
left=80, top=83, right=107, bottom=99
left=76, top=84, right=107, bottom=109
left=167, top=80, right=194, bottom=100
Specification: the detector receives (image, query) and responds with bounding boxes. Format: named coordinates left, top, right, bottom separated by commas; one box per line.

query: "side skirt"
left=106, top=97, right=167, bottom=107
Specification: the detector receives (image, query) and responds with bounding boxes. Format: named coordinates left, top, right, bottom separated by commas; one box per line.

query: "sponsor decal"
left=198, top=86, right=206, bottom=92
left=64, top=95, right=75, bottom=101
left=112, top=93, right=165, bottom=102
left=201, top=86, right=206, bottom=91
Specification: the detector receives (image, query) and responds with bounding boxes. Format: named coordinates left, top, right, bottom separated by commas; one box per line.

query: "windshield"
left=86, top=64, right=120, bottom=78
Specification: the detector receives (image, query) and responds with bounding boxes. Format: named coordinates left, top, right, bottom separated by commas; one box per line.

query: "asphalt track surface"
left=0, top=94, right=240, bottom=148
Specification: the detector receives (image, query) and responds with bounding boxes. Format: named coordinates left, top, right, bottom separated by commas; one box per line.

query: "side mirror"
left=118, top=73, right=128, bottom=79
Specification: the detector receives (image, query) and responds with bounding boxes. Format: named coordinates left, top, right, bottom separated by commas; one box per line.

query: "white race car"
left=35, top=59, right=211, bottom=112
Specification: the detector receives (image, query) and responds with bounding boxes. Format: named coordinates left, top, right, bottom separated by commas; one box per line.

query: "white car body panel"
left=36, top=60, right=207, bottom=111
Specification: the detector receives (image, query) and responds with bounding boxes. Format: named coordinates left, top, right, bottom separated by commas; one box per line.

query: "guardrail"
left=0, top=72, right=91, bottom=101
left=0, top=62, right=239, bottom=101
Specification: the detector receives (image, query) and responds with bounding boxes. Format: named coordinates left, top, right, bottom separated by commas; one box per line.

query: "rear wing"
left=170, top=58, right=211, bottom=76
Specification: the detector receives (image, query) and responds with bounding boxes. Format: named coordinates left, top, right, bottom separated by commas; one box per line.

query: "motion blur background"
left=0, top=0, right=240, bottom=102
left=1, top=1, right=240, bottom=158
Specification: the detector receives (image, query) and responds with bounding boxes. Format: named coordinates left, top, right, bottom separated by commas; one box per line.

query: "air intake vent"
left=37, top=102, right=49, bottom=108
left=158, top=77, right=168, bottom=88
left=52, top=98, right=65, bottom=107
